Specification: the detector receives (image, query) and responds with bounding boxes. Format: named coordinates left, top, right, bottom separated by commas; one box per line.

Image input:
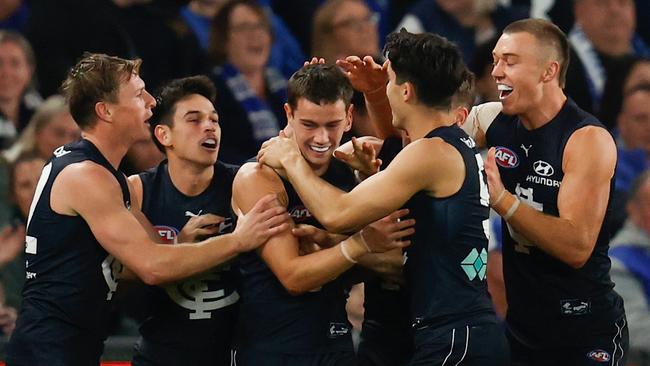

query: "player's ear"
left=344, top=103, right=354, bottom=132
left=95, top=101, right=112, bottom=123
left=284, top=103, right=294, bottom=121
left=154, top=124, right=172, bottom=148
left=403, top=81, right=415, bottom=102
left=542, top=60, right=560, bottom=83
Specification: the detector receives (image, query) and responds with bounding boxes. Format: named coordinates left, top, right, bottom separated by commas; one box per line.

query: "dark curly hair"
left=383, top=29, right=470, bottom=109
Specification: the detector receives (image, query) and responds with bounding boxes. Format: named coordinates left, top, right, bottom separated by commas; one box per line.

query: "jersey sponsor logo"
left=185, top=209, right=203, bottom=217
left=165, top=273, right=239, bottom=319
left=533, top=160, right=554, bottom=177
left=586, top=349, right=610, bottom=362
left=560, top=299, right=591, bottom=316
left=460, top=248, right=488, bottom=281
left=494, top=146, right=519, bottom=168
left=328, top=322, right=350, bottom=338
left=525, top=175, right=561, bottom=187
left=520, top=144, right=532, bottom=157
left=155, top=225, right=179, bottom=244
left=289, top=205, right=312, bottom=222
left=53, top=146, right=71, bottom=158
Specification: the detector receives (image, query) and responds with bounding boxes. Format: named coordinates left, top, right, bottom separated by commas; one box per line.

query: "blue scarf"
left=216, top=63, right=287, bottom=143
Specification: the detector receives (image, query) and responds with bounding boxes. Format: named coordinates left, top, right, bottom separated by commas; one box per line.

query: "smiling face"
left=157, top=94, right=221, bottom=167
left=0, top=40, right=31, bottom=103
left=286, top=98, right=352, bottom=175
left=491, top=32, right=550, bottom=116
left=225, top=4, right=271, bottom=74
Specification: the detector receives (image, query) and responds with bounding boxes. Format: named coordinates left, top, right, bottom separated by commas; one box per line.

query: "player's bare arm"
left=258, top=132, right=464, bottom=233
left=486, top=126, right=616, bottom=268
left=51, top=161, right=289, bottom=285
left=233, top=162, right=374, bottom=294
left=337, top=56, right=397, bottom=139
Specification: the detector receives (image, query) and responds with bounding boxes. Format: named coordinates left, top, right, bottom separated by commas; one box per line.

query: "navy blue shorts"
left=234, top=349, right=356, bottom=366
left=508, top=316, right=629, bottom=366
left=132, top=337, right=232, bottom=366
left=408, top=322, right=510, bottom=366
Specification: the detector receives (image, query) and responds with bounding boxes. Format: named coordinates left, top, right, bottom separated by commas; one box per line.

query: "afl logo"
left=533, top=160, right=554, bottom=177
left=155, top=225, right=178, bottom=244
left=494, top=146, right=519, bottom=168
left=586, top=350, right=610, bottom=363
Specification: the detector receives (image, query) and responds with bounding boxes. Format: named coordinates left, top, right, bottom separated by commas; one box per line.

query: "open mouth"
left=201, top=138, right=218, bottom=150
left=498, top=84, right=513, bottom=100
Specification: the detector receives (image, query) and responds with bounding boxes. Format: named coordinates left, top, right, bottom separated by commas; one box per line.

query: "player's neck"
left=404, top=106, right=456, bottom=141
left=82, top=132, right=129, bottom=170
left=519, top=87, right=567, bottom=130
left=167, top=157, right=214, bottom=197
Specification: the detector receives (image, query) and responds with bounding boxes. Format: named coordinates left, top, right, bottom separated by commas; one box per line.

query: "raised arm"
left=337, top=56, right=397, bottom=139
left=51, top=162, right=289, bottom=285
left=485, top=126, right=616, bottom=268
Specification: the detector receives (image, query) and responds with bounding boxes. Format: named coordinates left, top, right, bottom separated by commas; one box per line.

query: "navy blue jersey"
left=404, top=125, right=496, bottom=338
left=7, top=139, right=130, bottom=365
left=236, top=159, right=357, bottom=354
left=359, top=136, right=413, bottom=365
left=486, top=98, right=625, bottom=347
left=135, top=160, right=240, bottom=353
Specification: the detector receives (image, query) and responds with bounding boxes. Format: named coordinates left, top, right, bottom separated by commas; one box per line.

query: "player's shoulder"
left=234, top=162, right=285, bottom=192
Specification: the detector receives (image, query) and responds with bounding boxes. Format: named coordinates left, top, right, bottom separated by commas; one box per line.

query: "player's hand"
left=257, top=130, right=301, bottom=170
left=0, top=224, right=25, bottom=267
left=334, top=136, right=382, bottom=178
left=303, top=57, right=326, bottom=67
left=178, top=214, right=226, bottom=243
left=336, top=56, right=387, bottom=95
left=359, top=209, right=415, bottom=253
left=0, top=305, right=17, bottom=335
left=292, top=224, right=347, bottom=249
left=486, top=147, right=507, bottom=207
left=233, top=194, right=290, bottom=252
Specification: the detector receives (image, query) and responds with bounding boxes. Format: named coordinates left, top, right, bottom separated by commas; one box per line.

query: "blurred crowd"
left=0, top=0, right=649, bottom=363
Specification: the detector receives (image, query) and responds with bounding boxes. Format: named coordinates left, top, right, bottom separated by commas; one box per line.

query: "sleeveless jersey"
left=360, top=136, right=413, bottom=355
left=7, top=139, right=130, bottom=365
left=137, top=160, right=240, bottom=350
left=486, top=98, right=625, bottom=347
left=236, top=159, right=357, bottom=354
left=404, top=125, right=496, bottom=341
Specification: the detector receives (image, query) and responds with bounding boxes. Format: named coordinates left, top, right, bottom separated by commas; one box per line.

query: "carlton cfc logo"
left=494, top=146, right=519, bottom=168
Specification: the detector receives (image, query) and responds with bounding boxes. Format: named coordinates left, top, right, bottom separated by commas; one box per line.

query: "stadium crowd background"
left=0, top=0, right=649, bottom=364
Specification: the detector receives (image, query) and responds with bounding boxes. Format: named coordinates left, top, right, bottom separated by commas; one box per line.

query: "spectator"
left=565, top=0, right=649, bottom=120
left=311, top=0, right=380, bottom=63
left=395, top=0, right=526, bottom=63
left=0, top=153, right=46, bottom=336
left=0, top=0, right=29, bottom=32
left=0, top=30, right=41, bottom=149
left=4, top=95, right=80, bottom=163
left=610, top=171, right=650, bottom=364
left=208, top=0, right=286, bottom=164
